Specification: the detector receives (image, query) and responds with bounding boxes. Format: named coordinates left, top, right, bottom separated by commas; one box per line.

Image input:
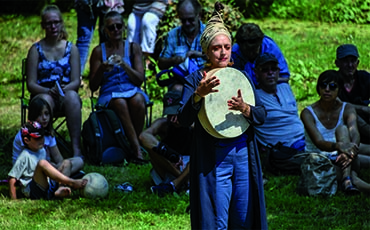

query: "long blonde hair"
left=41, top=4, right=68, bottom=40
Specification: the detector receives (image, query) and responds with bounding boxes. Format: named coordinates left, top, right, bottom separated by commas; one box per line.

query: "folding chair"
left=20, top=58, right=72, bottom=156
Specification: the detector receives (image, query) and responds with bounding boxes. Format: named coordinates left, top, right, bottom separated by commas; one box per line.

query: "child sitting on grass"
left=8, top=120, right=87, bottom=200
left=12, top=96, right=84, bottom=177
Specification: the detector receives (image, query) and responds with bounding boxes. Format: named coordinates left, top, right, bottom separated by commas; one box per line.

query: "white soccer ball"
left=81, top=172, right=109, bottom=199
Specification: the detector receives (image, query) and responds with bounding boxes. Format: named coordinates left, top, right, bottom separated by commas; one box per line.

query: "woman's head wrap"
left=200, top=2, right=232, bottom=53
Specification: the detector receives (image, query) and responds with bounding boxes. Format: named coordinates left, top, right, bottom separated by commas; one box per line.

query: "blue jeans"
left=215, top=145, right=253, bottom=229
left=76, top=5, right=106, bottom=74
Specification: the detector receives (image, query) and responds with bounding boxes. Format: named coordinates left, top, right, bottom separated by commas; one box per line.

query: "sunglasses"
left=320, top=82, right=338, bottom=91
left=258, top=66, right=279, bottom=73
left=107, top=23, right=123, bottom=31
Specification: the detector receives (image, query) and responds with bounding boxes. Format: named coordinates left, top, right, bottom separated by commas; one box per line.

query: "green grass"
left=1, top=12, right=370, bottom=229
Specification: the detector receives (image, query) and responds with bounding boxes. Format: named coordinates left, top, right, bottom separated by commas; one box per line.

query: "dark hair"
left=41, top=5, right=68, bottom=40
left=104, top=10, right=124, bottom=26
left=28, top=97, right=54, bottom=136
left=316, top=70, right=343, bottom=95
left=235, top=23, right=264, bottom=46
left=177, top=0, right=202, bottom=15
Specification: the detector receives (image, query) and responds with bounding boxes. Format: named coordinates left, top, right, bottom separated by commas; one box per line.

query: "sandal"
left=115, top=182, right=133, bottom=193
left=341, top=176, right=360, bottom=195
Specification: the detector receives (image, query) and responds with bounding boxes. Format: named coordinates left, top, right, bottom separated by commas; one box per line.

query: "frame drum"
left=198, top=67, right=255, bottom=139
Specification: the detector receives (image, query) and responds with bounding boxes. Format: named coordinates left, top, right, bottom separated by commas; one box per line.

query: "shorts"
left=28, top=179, right=59, bottom=200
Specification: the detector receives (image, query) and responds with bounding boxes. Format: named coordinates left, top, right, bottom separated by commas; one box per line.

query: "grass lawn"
left=0, top=11, right=370, bottom=229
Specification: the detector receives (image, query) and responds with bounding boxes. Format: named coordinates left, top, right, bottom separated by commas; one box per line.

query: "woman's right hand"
left=195, top=71, right=220, bottom=97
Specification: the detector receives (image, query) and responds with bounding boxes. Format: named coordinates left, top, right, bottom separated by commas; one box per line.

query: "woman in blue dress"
left=89, top=11, right=149, bottom=162
left=26, top=5, right=83, bottom=159
left=177, top=3, right=268, bottom=229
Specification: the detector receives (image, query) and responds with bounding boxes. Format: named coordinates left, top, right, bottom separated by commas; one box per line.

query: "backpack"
left=81, top=108, right=132, bottom=165
left=296, top=153, right=338, bottom=196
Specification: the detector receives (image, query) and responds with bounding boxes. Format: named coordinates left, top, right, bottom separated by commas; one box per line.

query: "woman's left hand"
left=336, top=153, right=352, bottom=169
left=228, top=89, right=250, bottom=115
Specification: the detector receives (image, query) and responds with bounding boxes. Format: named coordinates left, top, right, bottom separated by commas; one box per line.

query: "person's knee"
left=109, top=98, right=129, bottom=112
left=37, top=159, right=50, bottom=169
left=130, top=94, right=146, bottom=108
left=61, top=159, right=72, bottom=169
left=335, top=125, right=350, bottom=141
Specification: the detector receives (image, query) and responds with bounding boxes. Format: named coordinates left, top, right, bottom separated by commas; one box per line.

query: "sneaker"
left=151, top=182, right=176, bottom=197
left=115, top=182, right=133, bottom=193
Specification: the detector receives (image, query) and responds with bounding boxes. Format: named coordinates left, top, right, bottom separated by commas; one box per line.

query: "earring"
left=228, top=57, right=234, bottom=67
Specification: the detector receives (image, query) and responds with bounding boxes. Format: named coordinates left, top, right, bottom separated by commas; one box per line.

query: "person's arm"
left=62, top=44, right=81, bottom=92
left=350, top=103, right=370, bottom=120
left=9, top=177, right=18, bottom=200
left=120, top=42, right=144, bottom=87
left=89, top=45, right=106, bottom=92
left=49, top=145, right=64, bottom=167
left=178, top=71, right=220, bottom=127
left=26, top=45, right=50, bottom=95
left=139, top=118, right=168, bottom=150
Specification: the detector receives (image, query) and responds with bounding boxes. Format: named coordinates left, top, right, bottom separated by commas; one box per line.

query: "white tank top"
left=304, top=102, right=347, bottom=157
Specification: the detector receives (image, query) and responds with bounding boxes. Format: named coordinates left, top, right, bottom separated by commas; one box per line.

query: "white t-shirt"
left=12, top=130, right=56, bottom=164
left=8, top=148, right=47, bottom=197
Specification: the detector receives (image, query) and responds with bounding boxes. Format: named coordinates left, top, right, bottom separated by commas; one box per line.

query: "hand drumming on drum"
left=194, top=70, right=251, bottom=118
left=195, top=71, right=220, bottom=98
left=227, top=89, right=251, bottom=118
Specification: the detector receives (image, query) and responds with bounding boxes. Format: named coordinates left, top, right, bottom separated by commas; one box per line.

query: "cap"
left=336, top=44, right=359, bottom=59
left=254, top=53, right=279, bottom=68
left=163, top=90, right=182, bottom=116
left=21, top=120, right=45, bottom=139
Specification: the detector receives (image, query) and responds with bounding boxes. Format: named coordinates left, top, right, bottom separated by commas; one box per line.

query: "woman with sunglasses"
left=301, top=70, right=370, bottom=194
left=89, top=11, right=149, bottom=164
left=26, top=5, right=83, bottom=159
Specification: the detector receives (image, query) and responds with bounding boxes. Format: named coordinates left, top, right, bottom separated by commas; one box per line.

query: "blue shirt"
left=232, top=35, right=290, bottom=85
left=159, top=21, right=206, bottom=70
left=254, top=84, right=304, bottom=148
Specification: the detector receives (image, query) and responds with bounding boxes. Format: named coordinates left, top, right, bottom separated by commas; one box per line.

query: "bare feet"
left=69, top=179, right=88, bottom=190
left=55, top=186, right=72, bottom=198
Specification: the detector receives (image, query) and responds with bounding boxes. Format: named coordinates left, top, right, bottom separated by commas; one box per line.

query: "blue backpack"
left=82, top=108, right=131, bottom=165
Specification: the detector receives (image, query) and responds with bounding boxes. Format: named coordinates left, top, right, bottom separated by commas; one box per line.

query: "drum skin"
left=198, top=67, right=255, bottom=139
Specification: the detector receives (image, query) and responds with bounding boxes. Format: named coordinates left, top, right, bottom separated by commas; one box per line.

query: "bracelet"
left=241, top=104, right=249, bottom=114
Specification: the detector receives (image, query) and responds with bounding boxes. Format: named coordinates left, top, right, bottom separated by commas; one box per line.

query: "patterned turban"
left=200, top=2, right=232, bottom=53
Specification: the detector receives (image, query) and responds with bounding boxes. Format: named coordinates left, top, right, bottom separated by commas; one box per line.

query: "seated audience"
left=253, top=53, right=305, bottom=174
left=89, top=11, right=148, bottom=163
left=75, top=0, right=124, bottom=74
left=335, top=44, right=370, bottom=146
left=26, top=5, right=82, bottom=158
left=13, top=97, right=84, bottom=177
left=139, top=86, right=192, bottom=196
left=9, top=121, right=87, bottom=200
left=232, top=23, right=290, bottom=85
left=157, top=0, right=206, bottom=89
left=301, top=70, right=370, bottom=194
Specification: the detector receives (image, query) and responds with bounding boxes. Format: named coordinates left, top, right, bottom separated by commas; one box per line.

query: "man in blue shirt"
left=157, top=0, right=206, bottom=89
left=253, top=53, right=305, bottom=174
left=232, top=23, right=290, bottom=86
